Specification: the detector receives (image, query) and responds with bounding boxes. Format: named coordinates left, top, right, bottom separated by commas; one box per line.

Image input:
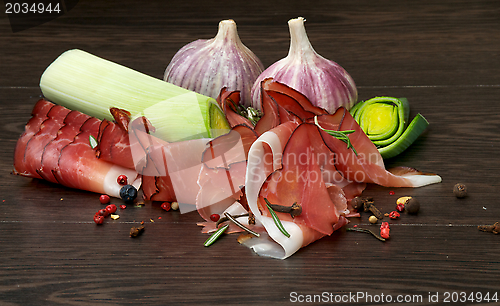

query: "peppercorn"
left=171, top=202, right=179, bottom=211
left=368, top=215, right=378, bottom=224
left=388, top=211, right=400, bottom=219
left=210, top=214, right=220, bottom=222
left=99, top=194, right=110, bottom=204
left=161, top=202, right=171, bottom=211
left=453, top=183, right=467, bottom=198
left=120, top=184, right=137, bottom=203
left=405, top=197, right=420, bottom=214
left=105, top=204, right=117, bottom=214
left=117, top=175, right=128, bottom=186
left=94, top=215, right=104, bottom=225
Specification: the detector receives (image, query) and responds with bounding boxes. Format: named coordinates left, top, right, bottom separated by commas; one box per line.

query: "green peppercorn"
left=453, top=183, right=467, bottom=198
left=405, top=197, right=420, bottom=214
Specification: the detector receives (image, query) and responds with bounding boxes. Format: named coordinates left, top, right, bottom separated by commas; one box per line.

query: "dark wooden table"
left=1, top=1, right=499, bottom=305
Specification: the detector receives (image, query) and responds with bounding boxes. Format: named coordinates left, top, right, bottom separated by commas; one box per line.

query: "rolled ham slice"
left=13, top=99, right=141, bottom=198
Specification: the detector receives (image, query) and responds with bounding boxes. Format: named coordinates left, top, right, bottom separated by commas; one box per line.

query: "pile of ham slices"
left=13, top=78, right=441, bottom=259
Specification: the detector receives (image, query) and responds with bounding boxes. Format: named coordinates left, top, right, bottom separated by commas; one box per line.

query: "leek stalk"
left=350, top=97, right=429, bottom=159
left=40, top=49, right=230, bottom=142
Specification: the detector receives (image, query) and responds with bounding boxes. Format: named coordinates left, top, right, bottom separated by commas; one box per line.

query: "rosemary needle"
left=314, top=116, right=358, bottom=156
left=204, top=224, right=229, bottom=247
left=264, top=198, right=291, bottom=238
left=224, top=213, right=260, bottom=237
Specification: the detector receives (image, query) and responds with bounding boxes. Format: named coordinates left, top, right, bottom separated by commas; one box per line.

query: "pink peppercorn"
left=389, top=211, right=400, bottom=219
left=389, top=191, right=395, bottom=196
left=380, top=222, right=390, bottom=239
left=99, top=194, right=110, bottom=204
left=396, top=203, right=405, bottom=212
left=210, top=214, right=220, bottom=222
left=105, top=204, right=117, bottom=214
left=161, top=202, right=171, bottom=211
left=94, top=215, right=104, bottom=225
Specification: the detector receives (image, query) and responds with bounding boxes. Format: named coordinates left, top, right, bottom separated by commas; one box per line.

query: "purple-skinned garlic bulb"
left=164, top=19, right=264, bottom=107
left=250, top=17, right=358, bottom=113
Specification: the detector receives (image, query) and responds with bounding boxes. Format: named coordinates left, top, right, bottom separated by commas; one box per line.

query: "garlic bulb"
left=164, top=19, right=264, bottom=107
left=250, top=17, right=358, bottom=113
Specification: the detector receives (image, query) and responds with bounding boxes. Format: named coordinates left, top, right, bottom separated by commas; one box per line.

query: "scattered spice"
left=215, top=213, right=249, bottom=228
left=405, top=197, right=420, bottom=214
left=105, top=204, right=117, bottom=214
left=453, top=183, right=467, bottom=198
left=346, top=227, right=386, bottom=242
left=388, top=211, right=400, bottom=220
left=99, top=194, right=110, bottom=204
left=171, top=202, right=179, bottom=210
left=396, top=203, right=405, bottom=212
left=351, top=196, right=371, bottom=211
left=210, top=214, right=220, bottom=222
left=389, top=191, right=395, bottom=195
left=117, top=175, right=128, bottom=185
left=119, top=204, right=127, bottom=210
left=130, top=225, right=145, bottom=237
left=380, top=222, right=390, bottom=239
left=264, top=198, right=291, bottom=238
left=93, top=215, right=104, bottom=225
left=224, top=213, right=260, bottom=237
left=110, top=214, right=120, bottom=220
left=204, top=224, right=229, bottom=247
left=161, top=202, right=171, bottom=211
left=368, top=215, right=378, bottom=224
left=248, top=211, right=256, bottom=225
left=478, top=222, right=500, bottom=234
left=265, top=201, right=302, bottom=218
left=364, top=200, right=384, bottom=219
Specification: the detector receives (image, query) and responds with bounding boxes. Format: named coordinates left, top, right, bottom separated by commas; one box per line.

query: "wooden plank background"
left=1, top=0, right=499, bottom=305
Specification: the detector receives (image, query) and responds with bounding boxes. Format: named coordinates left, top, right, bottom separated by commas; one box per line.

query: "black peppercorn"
left=453, top=183, right=467, bottom=198
left=405, top=197, right=420, bottom=214
left=120, top=184, right=138, bottom=203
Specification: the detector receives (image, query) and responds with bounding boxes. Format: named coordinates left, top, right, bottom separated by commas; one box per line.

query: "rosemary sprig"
left=346, top=227, right=386, bottom=242
left=204, top=224, right=229, bottom=247
left=314, top=116, right=358, bottom=156
left=224, top=213, right=260, bottom=237
left=264, top=198, right=291, bottom=238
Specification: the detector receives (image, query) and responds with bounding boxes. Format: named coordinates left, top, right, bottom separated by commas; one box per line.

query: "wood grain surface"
left=1, top=1, right=499, bottom=305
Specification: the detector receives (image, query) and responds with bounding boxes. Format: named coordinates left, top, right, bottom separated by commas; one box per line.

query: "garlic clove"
left=165, top=19, right=264, bottom=108
left=251, top=17, right=358, bottom=114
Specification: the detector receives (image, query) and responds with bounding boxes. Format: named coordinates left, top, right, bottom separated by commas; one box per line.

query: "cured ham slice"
left=13, top=99, right=141, bottom=198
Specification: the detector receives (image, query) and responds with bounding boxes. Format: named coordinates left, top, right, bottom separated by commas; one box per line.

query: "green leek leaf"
left=350, top=97, right=428, bottom=159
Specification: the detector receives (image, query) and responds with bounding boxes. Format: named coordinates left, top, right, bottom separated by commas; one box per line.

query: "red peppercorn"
left=210, top=214, right=220, bottom=222
left=97, top=209, right=108, bottom=217
left=119, top=204, right=127, bottom=210
left=396, top=203, right=405, bottom=212
left=94, top=215, right=104, bottom=225
left=380, top=222, right=390, bottom=239
left=389, top=191, right=395, bottom=195
left=105, top=204, right=117, bottom=214
left=161, top=202, right=171, bottom=211
left=389, top=211, right=400, bottom=219
left=117, top=175, right=128, bottom=185
left=380, top=228, right=390, bottom=239
left=99, top=194, right=110, bottom=204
